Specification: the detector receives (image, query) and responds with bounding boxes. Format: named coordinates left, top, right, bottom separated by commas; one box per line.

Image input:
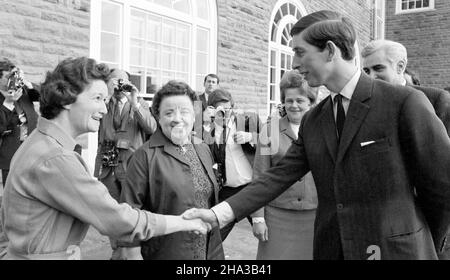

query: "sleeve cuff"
left=211, top=202, right=235, bottom=229
left=2, top=101, right=15, bottom=111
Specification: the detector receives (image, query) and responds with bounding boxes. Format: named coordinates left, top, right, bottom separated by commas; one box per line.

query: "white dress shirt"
left=214, top=117, right=253, bottom=188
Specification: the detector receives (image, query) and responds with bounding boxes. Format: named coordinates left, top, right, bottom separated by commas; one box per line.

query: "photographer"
left=94, top=69, right=157, bottom=202
left=0, top=58, right=39, bottom=186
left=204, top=88, right=261, bottom=241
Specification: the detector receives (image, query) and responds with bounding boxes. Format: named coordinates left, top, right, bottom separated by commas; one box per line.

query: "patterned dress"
left=175, top=143, right=213, bottom=260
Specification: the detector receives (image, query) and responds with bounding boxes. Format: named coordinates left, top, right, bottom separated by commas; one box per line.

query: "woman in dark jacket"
left=117, top=80, right=224, bottom=260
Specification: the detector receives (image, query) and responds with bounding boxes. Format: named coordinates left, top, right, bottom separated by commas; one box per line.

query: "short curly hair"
left=0, top=57, right=16, bottom=79
left=280, top=70, right=317, bottom=104
left=151, top=80, right=197, bottom=118
left=40, top=57, right=110, bottom=119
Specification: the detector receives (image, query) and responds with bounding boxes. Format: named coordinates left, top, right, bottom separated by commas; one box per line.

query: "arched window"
left=268, top=0, right=307, bottom=115
left=90, top=0, right=217, bottom=100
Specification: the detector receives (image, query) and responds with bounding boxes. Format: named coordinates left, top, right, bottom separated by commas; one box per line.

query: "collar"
left=37, top=117, right=78, bottom=151
left=331, top=70, right=361, bottom=101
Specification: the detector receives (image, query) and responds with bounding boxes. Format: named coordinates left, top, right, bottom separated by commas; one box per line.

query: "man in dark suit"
left=184, top=10, right=450, bottom=259
left=202, top=88, right=261, bottom=240
left=361, top=39, right=450, bottom=135
left=0, top=58, right=39, bottom=186
left=361, top=39, right=450, bottom=259
left=197, top=74, right=220, bottom=112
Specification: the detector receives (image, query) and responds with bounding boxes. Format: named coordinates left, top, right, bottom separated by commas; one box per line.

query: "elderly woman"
left=251, top=70, right=318, bottom=260
left=0, top=57, right=208, bottom=260
left=117, top=80, right=224, bottom=260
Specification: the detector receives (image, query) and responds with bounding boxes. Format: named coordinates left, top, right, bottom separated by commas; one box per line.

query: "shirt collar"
left=37, top=117, right=78, bottom=151
left=331, top=70, right=361, bottom=101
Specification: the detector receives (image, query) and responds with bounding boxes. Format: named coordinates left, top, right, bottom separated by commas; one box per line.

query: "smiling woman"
left=1, top=58, right=210, bottom=260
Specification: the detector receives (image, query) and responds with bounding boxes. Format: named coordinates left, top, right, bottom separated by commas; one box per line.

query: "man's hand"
left=181, top=216, right=212, bottom=235
left=2, top=88, right=23, bottom=104
left=182, top=208, right=219, bottom=228
left=252, top=222, right=269, bottom=242
left=233, top=131, right=252, bottom=144
left=124, top=84, right=140, bottom=109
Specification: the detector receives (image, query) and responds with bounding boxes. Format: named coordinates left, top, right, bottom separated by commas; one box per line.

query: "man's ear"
left=397, top=60, right=407, bottom=74
left=325, top=41, right=338, bottom=61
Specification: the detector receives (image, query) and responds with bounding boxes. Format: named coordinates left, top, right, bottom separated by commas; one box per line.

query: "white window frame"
left=395, top=0, right=435, bottom=15
left=373, top=0, right=385, bottom=39
left=90, top=0, right=217, bottom=93
left=267, top=0, right=308, bottom=117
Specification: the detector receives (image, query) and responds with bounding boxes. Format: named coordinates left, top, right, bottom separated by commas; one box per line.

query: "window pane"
left=287, top=55, right=292, bottom=70
left=130, top=39, right=144, bottom=66
left=409, top=1, right=415, bottom=9
left=402, top=2, right=407, bottom=9
left=197, top=28, right=209, bottom=52
left=423, top=0, right=429, bottom=7
left=281, top=53, right=285, bottom=68
left=174, top=0, right=190, bottom=14
left=146, top=43, right=159, bottom=68
left=281, top=4, right=288, bottom=17
left=275, top=10, right=282, bottom=23
left=289, top=4, right=296, bottom=16
left=101, top=33, right=120, bottom=62
left=197, top=0, right=209, bottom=20
left=416, top=1, right=422, bottom=8
left=162, top=46, right=175, bottom=69
left=270, top=68, right=275, bottom=83
left=130, top=10, right=145, bottom=38
left=102, top=2, right=121, bottom=33
left=196, top=52, right=207, bottom=73
left=162, top=20, right=176, bottom=45
left=147, top=15, right=161, bottom=42
left=146, top=75, right=157, bottom=94
left=147, top=68, right=161, bottom=88
left=177, top=24, right=190, bottom=48
left=176, top=49, right=189, bottom=72
left=271, top=23, right=277, bottom=42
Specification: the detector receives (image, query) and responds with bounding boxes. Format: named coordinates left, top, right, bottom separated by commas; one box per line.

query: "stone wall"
left=0, top=0, right=91, bottom=84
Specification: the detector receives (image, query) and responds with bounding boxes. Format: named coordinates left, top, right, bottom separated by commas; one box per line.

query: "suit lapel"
left=319, top=96, right=338, bottom=164
left=337, top=75, right=372, bottom=162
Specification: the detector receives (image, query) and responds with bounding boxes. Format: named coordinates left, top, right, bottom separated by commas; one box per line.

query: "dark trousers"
left=218, top=184, right=253, bottom=241
left=1, top=169, right=9, bottom=187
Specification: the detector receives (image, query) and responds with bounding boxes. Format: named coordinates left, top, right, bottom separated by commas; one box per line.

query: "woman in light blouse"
left=251, top=70, right=318, bottom=260
left=0, top=57, right=208, bottom=260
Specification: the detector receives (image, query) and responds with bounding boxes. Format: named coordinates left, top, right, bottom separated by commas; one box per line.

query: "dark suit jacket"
left=410, top=85, right=450, bottom=135
left=409, top=85, right=450, bottom=259
left=119, top=129, right=224, bottom=260
left=226, top=74, right=450, bottom=259
left=0, top=87, right=39, bottom=169
left=197, top=93, right=208, bottom=112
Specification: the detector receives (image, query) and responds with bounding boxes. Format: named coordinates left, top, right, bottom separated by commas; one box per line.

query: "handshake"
left=180, top=208, right=219, bottom=235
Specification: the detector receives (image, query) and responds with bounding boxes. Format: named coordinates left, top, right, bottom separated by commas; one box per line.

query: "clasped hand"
left=181, top=208, right=219, bottom=233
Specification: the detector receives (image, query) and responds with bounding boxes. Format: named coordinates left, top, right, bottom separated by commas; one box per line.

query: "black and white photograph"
left=0, top=0, right=449, bottom=264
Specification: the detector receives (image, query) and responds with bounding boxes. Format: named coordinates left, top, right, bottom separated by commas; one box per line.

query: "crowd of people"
left=0, top=9, right=450, bottom=260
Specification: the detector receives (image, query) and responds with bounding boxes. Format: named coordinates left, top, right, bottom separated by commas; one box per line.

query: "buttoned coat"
left=227, top=74, right=450, bottom=260
left=119, top=129, right=224, bottom=260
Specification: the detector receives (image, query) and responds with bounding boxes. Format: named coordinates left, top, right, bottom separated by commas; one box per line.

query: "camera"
left=101, top=141, right=119, bottom=167
left=7, top=68, right=25, bottom=91
left=116, top=79, right=133, bottom=93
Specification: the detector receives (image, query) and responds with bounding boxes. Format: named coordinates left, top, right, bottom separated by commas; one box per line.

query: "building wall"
left=0, top=0, right=91, bottom=84
left=385, top=0, right=450, bottom=89
left=216, top=0, right=372, bottom=117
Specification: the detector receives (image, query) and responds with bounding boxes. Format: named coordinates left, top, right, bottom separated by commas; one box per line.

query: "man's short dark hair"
left=40, top=57, right=110, bottom=119
left=207, top=88, right=235, bottom=108
left=290, top=10, right=356, bottom=61
left=0, top=58, right=16, bottom=79
left=151, top=80, right=197, bottom=118
left=204, top=73, right=220, bottom=84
